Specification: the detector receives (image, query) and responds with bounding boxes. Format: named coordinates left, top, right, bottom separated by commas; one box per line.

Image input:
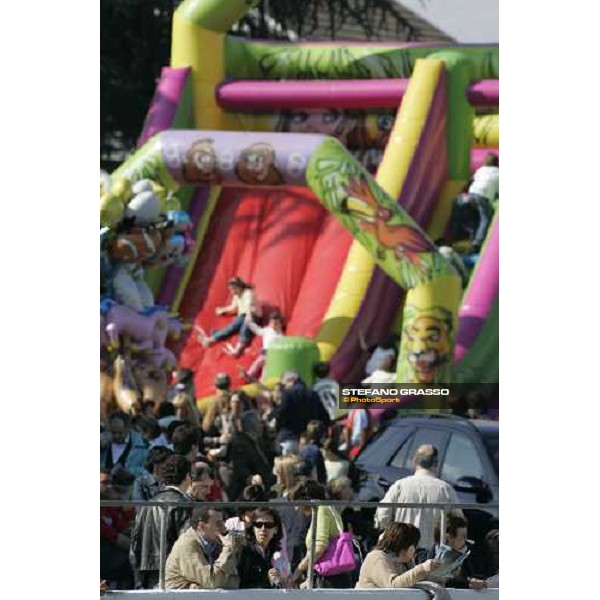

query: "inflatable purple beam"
left=471, top=148, right=499, bottom=171
left=216, top=78, right=498, bottom=110
left=454, top=215, right=499, bottom=362
left=138, top=67, right=191, bottom=147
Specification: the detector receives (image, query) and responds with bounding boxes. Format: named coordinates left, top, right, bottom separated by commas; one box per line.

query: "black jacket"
left=300, top=443, right=327, bottom=484
left=227, top=432, right=275, bottom=501
left=238, top=543, right=278, bottom=589
left=275, top=499, right=310, bottom=570
left=131, top=487, right=194, bottom=572
left=276, top=382, right=331, bottom=441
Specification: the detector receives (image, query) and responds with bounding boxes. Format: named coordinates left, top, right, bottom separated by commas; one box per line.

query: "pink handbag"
left=314, top=532, right=358, bottom=576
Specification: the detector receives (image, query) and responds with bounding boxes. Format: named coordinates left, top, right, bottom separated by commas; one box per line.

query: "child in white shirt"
left=468, top=153, right=499, bottom=204
left=234, top=312, right=285, bottom=380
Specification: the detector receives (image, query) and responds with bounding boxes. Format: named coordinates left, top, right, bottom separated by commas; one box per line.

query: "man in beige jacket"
left=165, top=506, right=244, bottom=589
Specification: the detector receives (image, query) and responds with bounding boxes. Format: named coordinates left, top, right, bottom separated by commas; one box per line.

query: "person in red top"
left=189, top=461, right=225, bottom=501
left=344, top=409, right=373, bottom=460
left=205, top=464, right=226, bottom=501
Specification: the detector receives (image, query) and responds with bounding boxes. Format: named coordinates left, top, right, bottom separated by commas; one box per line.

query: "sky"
left=397, top=0, right=499, bottom=43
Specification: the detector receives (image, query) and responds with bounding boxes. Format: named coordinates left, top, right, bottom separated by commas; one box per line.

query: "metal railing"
left=100, top=499, right=499, bottom=591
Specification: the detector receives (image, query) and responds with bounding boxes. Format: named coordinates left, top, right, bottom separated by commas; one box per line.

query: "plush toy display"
left=99, top=175, right=195, bottom=417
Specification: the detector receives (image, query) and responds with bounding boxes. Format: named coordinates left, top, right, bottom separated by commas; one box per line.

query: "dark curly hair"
left=171, top=423, right=201, bottom=455
left=289, top=479, right=327, bottom=501
left=237, top=484, right=268, bottom=517
left=160, top=455, right=191, bottom=486
left=246, top=507, right=283, bottom=556
left=157, top=401, right=176, bottom=419
left=144, top=446, right=173, bottom=473
left=108, top=410, right=131, bottom=428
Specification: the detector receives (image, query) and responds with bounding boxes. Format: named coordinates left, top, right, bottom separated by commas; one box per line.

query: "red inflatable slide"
left=176, top=187, right=352, bottom=398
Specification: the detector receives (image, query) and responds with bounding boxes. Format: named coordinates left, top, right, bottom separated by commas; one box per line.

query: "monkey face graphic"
left=182, top=139, right=222, bottom=184
left=235, top=143, right=284, bottom=186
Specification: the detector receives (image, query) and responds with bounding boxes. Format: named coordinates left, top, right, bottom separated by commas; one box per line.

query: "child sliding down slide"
left=195, top=276, right=260, bottom=357
left=236, top=312, right=285, bottom=380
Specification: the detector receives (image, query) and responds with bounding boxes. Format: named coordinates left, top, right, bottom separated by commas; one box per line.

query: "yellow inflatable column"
left=170, top=0, right=259, bottom=129
left=171, top=14, right=225, bottom=130
left=473, top=114, right=499, bottom=148
left=427, top=179, right=466, bottom=242
left=315, top=59, right=446, bottom=360
left=398, top=277, right=462, bottom=386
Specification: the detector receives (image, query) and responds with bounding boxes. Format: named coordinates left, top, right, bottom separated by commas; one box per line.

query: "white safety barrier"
left=106, top=589, right=499, bottom=599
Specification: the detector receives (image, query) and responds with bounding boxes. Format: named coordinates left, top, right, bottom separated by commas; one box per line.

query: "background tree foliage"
left=101, top=0, right=419, bottom=169
left=101, top=0, right=176, bottom=168
left=237, top=0, right=417, bottom=39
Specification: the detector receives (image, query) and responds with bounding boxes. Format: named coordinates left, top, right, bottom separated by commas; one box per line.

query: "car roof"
left=387, top=413, right=499, bottom=433
left=470, top=419, right=500, bottom=433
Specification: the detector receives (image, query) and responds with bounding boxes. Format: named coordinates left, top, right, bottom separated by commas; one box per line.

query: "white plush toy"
left=112, top=264, right=144, bottom=312
left=125, top=179, right=161, bottom=226
left=112, top=263, right=156, bottom=313
left=133, top=267, right=155, bottom=309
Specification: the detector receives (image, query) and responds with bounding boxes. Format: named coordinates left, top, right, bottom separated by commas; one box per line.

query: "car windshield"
left=482, top=431, right=499, bottom=474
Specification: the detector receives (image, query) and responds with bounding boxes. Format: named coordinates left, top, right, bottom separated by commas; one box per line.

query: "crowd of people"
left=100, top=156, right=499, bottom=593
left=100, top=364, right=498, bottom=593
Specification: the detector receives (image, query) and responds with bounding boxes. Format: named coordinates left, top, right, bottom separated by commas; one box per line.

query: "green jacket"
left=305, top=506, right=344, bottom=556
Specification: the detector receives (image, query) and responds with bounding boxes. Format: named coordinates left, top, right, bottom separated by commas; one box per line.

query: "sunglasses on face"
left=253, top=521, right=276, bottom=530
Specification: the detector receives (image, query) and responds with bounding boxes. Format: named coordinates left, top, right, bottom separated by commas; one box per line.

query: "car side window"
left=358, top=427, right=403, bottom=465
left=441, top=433, right=485, bottom=483
left=389, top=432, right=414, bottom=468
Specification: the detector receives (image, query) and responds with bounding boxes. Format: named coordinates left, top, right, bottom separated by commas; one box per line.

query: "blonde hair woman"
left=272, top=454, right=308, bottom=575
left=171, top=391, right=201, bottom=428
left=273, top=455, right=301, bottom=497
left=201, top=395, right=227, bottom=434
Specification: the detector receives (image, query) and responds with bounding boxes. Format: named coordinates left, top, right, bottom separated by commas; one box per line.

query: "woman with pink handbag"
left=289, top=481, right=357, bottom=588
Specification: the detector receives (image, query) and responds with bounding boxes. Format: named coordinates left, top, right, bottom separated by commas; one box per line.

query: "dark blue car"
left=353, top=414, right=499, bottom=569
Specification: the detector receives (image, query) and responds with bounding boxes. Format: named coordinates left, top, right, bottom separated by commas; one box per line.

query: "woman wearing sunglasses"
left=237, top=508, right=291, bottom=589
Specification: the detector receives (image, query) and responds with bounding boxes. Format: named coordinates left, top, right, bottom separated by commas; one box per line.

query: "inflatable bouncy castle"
left=100, top=0, right=499, bottom=410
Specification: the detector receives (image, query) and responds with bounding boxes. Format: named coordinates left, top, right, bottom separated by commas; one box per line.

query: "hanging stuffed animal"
left=124, top=179, right=162, bottom=227
left=100, top=178, right=132, bottom=228
left=109, top=227, right=164, bottom=264
left=100, top=367, right=118, bottom=422
left=147, top=231, right=186, bottom=267
left=112, top=355, right=141, bottom=415
left=112, top=263, right=146, bottom=312
left=132, top=267, right=155, bottom=309
left=145, top=346, right=178, bottom=371
left=167, top=210, right=195, bottom=254
left=103, top=302, right=169, bottom=352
